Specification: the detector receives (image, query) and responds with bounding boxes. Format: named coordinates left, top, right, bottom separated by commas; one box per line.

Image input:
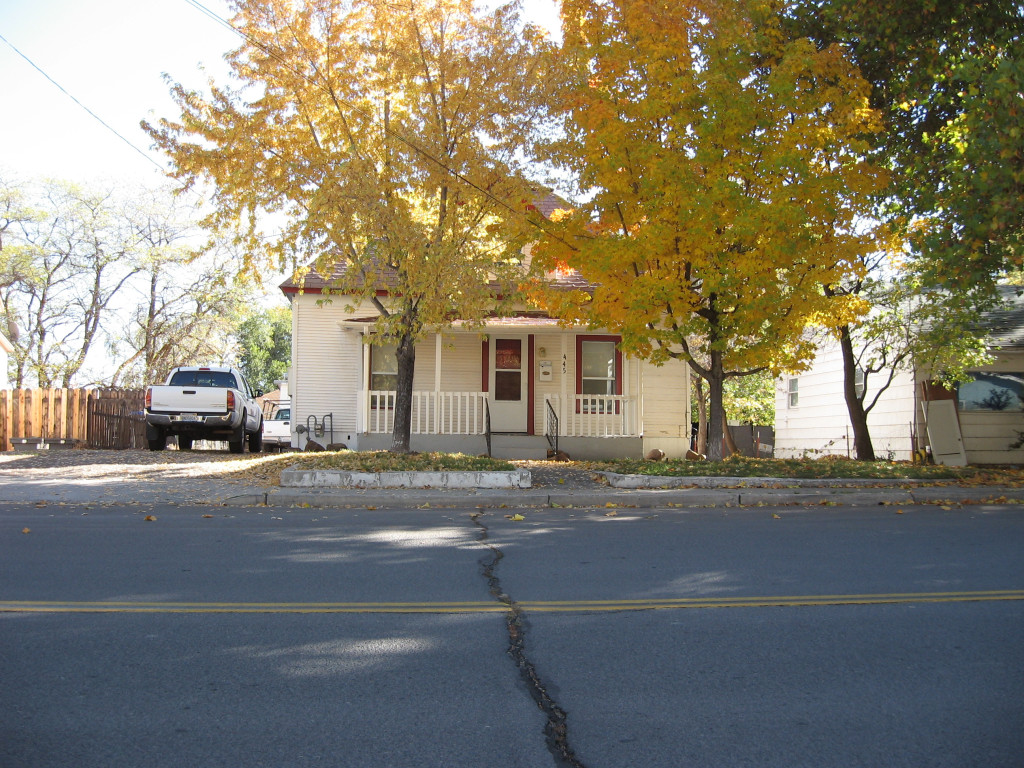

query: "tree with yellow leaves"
left=533, top=0, right=888, bottom=460
left=145, top=0, right=556, bottom=452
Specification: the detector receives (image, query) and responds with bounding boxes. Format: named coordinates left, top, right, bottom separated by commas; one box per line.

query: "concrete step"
left=490, top=433, right=549, bottom=460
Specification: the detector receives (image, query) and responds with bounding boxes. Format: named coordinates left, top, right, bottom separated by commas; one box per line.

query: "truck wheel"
left=178, top=435, right=193, bottom=451
left=228, top=415, right=246, bottom=454
left=249, top=424, right=263, bottom=453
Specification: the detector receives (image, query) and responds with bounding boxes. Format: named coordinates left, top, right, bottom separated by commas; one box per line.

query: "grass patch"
left=288, top=450, right=516, bottom=473
left=598, top=455, right=1024, bottom=484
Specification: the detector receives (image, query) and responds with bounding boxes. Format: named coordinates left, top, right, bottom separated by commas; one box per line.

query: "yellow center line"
left=2, top=590, right=1022, bottom=614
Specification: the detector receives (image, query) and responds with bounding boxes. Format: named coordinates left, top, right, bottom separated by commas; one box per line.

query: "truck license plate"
left=178, top=413, right=202, bottom=422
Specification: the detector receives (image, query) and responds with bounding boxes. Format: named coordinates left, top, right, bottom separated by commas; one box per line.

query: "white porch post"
left=434, top=334, right=442, bottom=392
left=560, top=333, right=569, bottom=430
left=435, top=333, right=442, bottom=433
left=361, top=327, right=371, bottom=433
left=622, top=353, right=630, bottom=435
left=637, top=357, right=645, bottom=439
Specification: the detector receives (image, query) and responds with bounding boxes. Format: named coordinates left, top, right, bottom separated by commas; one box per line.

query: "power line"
left=0, top=31, right=166, bottom=174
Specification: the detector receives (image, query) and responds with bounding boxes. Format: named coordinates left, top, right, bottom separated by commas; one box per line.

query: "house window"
left=576, top=336, right=622, bottom=413
left=370, top=343, right=398, bottom=408
left=494, top=339, right=523, bottom=401
left=957, top=372, right=1024, bottom=411
left=581, top=341, right=616, bottom=395
left=854, top=367, right=866, bottom=399
left=788, top=378, right=799, bottom=408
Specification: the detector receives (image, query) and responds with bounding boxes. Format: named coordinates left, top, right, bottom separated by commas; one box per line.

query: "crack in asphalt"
left=471, top=512, right=586, bottom=768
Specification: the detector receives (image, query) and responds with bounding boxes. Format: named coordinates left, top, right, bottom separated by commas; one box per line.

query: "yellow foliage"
left=535, top=0, right=887, bottom=454
left=145, top=0, right=557, bottom=344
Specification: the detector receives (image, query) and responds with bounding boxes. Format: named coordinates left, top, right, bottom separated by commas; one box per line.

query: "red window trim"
left=575, top=335, right=622, bottom=414
left=527, top=334, right=536, bottom=434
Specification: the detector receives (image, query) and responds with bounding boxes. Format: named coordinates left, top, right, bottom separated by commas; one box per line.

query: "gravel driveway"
left=0, top=448, right=282, bottom=506
left=0, top=448, right=605, bottom=506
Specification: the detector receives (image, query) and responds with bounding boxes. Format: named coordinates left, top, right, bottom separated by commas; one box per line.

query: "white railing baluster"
left=360, top=391, right=636, bottom=437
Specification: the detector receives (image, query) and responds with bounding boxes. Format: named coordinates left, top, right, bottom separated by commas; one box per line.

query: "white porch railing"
left=359, top=391, right=638, bottom=438
left=544, top=394, right=639, bottom=437
left=362, top=391, right=488, bottom=435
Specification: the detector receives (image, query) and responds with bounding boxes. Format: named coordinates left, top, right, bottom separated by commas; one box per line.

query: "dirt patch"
left=0, top=449, right=607, bottom=490
left=0, top=448, right=293, bottom=487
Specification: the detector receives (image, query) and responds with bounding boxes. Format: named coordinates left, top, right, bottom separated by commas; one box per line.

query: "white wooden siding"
left=774, top=337, right=918, bottom=460
left=291, top=295, right=364, bottom=440
left=412, top=336, right=436, bottom=390
left=957, top=349, right=1024, bottom=464
left=533, top=332, right=566, bottom=432
left=439, top=333, right=483, bottom=392
left=638, top=357, right=691, bottom=440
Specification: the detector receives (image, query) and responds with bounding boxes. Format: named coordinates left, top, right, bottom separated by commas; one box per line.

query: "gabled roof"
left=340, top=310, right=564, bottom=330
left=278, top=189, right=596, bottom=297
left=982, top=285, right=1024, bottom=348
left=279, top=257, right=595, bottom=295
left=279, top=256, right=403, bottom=295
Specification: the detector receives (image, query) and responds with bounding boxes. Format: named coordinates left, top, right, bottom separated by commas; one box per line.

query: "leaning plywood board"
left=923, top=399, right=967, bottom=466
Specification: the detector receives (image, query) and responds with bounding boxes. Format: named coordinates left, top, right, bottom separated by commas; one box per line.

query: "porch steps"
left=490, top=433, right=549, bottom=461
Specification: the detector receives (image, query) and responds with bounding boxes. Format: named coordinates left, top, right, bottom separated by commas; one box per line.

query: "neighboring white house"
left=775, top=286, right=1024, bottom=466
left=0, top=332, right=13, bottom=389
left=774, top=338, right=920, bottom=460
left=279, top=265, right=692, bottom=461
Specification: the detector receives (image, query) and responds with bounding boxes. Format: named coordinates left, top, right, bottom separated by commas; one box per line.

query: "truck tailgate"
left=150, top=386, right=228, bottom=413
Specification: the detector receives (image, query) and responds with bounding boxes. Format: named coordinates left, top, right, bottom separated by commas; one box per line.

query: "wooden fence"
left=0, top=388, right=147, bottom=451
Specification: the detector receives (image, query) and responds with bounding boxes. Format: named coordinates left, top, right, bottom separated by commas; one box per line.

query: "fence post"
left=75, top=389, right=88, bottom=442
left=0, top=390, right=9, bottom=451
left=41, top=388, right=52, bottom=439
left=25, top=389, right=35, bottom=438
left=85, top=390, right=95, bottom=448
left=55, top=389, right=66, bottom=440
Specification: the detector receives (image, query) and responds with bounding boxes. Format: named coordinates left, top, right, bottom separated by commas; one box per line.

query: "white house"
left=775, top=286, right=1024, bottom=466
left=279, top=265, right=692, bottom=460
left=0, top=332, right=13, bottom=389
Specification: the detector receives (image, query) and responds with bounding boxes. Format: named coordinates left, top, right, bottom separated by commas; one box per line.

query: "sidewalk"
left=1, top=449, right=1021, bottom=510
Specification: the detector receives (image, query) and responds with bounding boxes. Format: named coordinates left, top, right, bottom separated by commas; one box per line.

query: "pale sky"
left=0, top=0, right=561, bottom=185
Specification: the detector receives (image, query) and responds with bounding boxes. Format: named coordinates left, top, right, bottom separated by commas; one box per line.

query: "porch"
left=356, top=389, right=642, bottom=459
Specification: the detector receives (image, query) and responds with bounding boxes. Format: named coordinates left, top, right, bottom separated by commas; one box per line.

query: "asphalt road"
left=2, top=501, right=1023, bottom=767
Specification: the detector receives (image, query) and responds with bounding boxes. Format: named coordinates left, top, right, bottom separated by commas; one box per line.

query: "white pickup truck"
left=261, top=400, right=292, bottom=450
left=145, top=366, right=264, bottom=453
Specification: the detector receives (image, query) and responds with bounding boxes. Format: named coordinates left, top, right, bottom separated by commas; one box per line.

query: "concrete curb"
left=601, top=472, right=929, bottom=489
left=279, top=467, right=532, bottom=489
left=218, top=483, right=1024, bottom=511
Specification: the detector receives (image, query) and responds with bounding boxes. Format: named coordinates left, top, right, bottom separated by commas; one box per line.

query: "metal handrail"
left=484, top=400, right=492, bottom=457
left=545, top=398, right=559, bottom=454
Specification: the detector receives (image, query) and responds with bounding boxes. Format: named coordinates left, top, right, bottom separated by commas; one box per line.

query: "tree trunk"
left=390, top=331, right=416, bottom=454
left=705, top=349, right=727, bottom=461
left=694, top=373, right=708, bottom=455
left=723, top=417, right=739, bottom=457
left=837, top=324, right=875, bottom=461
